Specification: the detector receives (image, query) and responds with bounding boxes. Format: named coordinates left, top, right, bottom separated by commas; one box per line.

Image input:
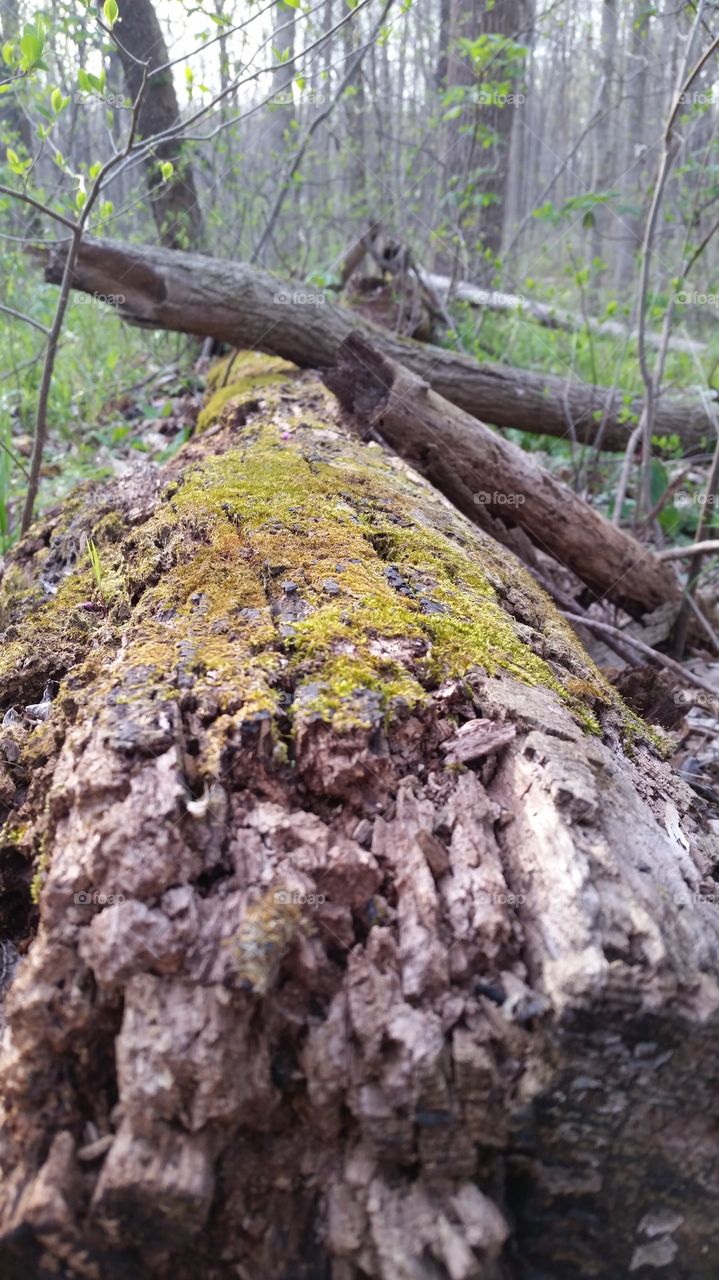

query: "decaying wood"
left=36, top=236, right=715, bottom=452
left=324, top=333, right=691, bottom=625
left=0, top=365, right=718, bottom=1280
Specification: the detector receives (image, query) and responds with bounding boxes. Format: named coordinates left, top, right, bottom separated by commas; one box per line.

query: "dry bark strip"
left=324, top=334, right=685, bottom=622
left=36, top=235, right=714, bottom=452
left=0, top=368, right=718, bottom=1280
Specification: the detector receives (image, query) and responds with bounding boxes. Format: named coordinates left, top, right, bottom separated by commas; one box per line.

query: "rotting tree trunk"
left=0, top=362, right=718, bottom=1280
left=36, top=236, right=715, bottom=453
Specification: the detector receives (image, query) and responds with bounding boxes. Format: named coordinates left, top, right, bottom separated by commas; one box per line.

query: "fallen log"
left=323, top=334, right=685, bottom=621
left=0, top=361, right=717, bottom=1279
left=419, top=269, right=707, bottom=355
left=37, top=236, right=716, bottom=452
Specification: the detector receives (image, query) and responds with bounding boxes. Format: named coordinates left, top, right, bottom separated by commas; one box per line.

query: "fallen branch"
left=657, top=541, right=719, bottom=561
left=418, top=270, right=706, bottom=356
left=323, top=333, right=689, bottom=623
left=34, top=236, right=716, bottom=453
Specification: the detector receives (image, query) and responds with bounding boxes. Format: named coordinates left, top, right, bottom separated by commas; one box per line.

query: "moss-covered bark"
left=0, top=358, right=717, bottom=1280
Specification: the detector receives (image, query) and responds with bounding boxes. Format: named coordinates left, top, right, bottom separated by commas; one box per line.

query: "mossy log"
left=0, top=361, right=718, bottom=1280
left=37, top=235, right=714, bottom=453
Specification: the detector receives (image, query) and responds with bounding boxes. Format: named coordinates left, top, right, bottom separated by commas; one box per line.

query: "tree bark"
left=112, top=0, right=205, bottom=250
left=0, top=360, right=718, bottom=1280
left=37, top=236, right=716, bottom=453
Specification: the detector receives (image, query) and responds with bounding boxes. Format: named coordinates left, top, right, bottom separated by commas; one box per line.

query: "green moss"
left=30, top=846, right=50, bottom=905
left=0, top=564, right=108, bottom=683
left=197, top=351, right=299, bottom=433
left=110, top=401, right=621, bottom=744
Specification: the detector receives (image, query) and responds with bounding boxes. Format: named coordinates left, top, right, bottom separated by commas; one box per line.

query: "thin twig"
left=0, top=436, right=29, bottom=479
left=0, top=302, right=51, bottom=336
left=656, top=540, right=719, bottom=561
left=685, top=594, right=719, bottom=652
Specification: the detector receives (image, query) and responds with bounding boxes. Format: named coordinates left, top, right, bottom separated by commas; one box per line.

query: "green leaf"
left=89, top=161, right=102, bottom=179
left=160, top=160, right=174, bottom=181
left=103, top=0, right=119, bottom=26
left=51, top=86, right=63, bottom=113
left=20, top=27, right=43, bottom=70
left=76, top=188, right=87, bottom=210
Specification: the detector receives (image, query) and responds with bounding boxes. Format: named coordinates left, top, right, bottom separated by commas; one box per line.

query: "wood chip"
left=440, top=718, right=516, bottom=764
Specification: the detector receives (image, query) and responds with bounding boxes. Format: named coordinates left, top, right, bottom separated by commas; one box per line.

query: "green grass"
left=0, top=259, right=189, bottom=538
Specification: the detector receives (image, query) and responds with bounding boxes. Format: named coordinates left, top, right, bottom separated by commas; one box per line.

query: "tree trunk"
left=268, top=0, right=296, bottom=157
left=37, top=235, right=716, bottom=453
left=112, top=0, right=205, bottom=250
left=0, top=359, right=718, bottom=1280
left=438, top=0, right=529, bottom=278
left=0, top=0, right=39, bottom=233
left=613, top=0, right=651, bottom=293
left=589, top=0, right=618, bottom=299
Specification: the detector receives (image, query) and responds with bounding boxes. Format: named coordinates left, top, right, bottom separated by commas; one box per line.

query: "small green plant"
left=86, top=537, right=106, bottom=597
